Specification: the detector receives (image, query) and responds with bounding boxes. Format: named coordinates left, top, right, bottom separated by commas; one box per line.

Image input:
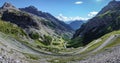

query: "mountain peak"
left=113, top=0, right=116, bottom=1
left=28, top=5, right=37, bottom=10
left=109, top=0, right=118, bottom=4
left=97, top=0, right=120, bottom=15
left=72, top=0, right=120, bottom=47
left=2, top=2, right=15, bottom=8
left=1, top=2, right=18, bottom=10
left=22, top=5, right=38, bottom=11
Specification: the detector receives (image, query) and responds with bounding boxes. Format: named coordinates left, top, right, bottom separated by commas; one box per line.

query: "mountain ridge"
left=19, top=6, right=73, bottom=32
left=71, top=0, right=120, bottom=47
left=0, top=1, right=120, bottom=63
left=0, top=2, right=74, bottom=51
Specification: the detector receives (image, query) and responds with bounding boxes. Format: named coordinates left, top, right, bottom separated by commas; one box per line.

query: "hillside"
left=71, top=0, right=120, bottom=47
left=0, top=2, right=75, bottom=51
left=0, top=20, right=120, bottom=63
left=19, top=6, right=73, bottom=32
left=0, top=1, right=120, bottom=63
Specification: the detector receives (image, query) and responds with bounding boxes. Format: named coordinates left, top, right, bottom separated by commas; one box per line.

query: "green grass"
left=102, top=36, right=120, bottom=50
left=67, top=37, right=83, bottom=48
left=0, top=19, right=66, bottom=53
left=48, top=58, right=68, bottom=63
left=1, top=16, right=120, bottom=63
left=98, top=10, right=111, bottom=18
left=48, top=30, right=120, bottom=63
left=80, top=30, right=120, bottom=54
left=81, top=41, right=103, bottom=54
left=29, top=32, right=40, bottom=40
left=92, top=35, right=120, bottom=56
left=0, top=19, right=27, bottom=37
left=23, top=53, right=40, bottom=60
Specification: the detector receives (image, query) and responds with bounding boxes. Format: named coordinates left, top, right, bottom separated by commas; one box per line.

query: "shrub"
left=42, top=35, right=52, bottom=45
left=0, top=20, right=27, bottom=37
left=29, top=32, right=39, bottom=39
left=52, top=42, right=60, bottom=45
left=67, top=37, right=83, bottom=48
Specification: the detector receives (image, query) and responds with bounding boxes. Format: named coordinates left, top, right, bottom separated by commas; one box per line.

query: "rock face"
left=69, top=20, right=85, bottom=30
left=2, top=2, right=15, bottom=8
left=1, top=10, right=39, bottom=29
left=1, top=2, right=19, bottom=11
left=73, top=0, right=120, bottom=46
left=19, top=6, right=73, bottom=32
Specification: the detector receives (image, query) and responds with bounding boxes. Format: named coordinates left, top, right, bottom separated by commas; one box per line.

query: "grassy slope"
left=80, top=30, right=120, bottom=54
left=0, top=19, right=27, bottom=38
left=0, top=19, right=68, bottom=54
left=48, top=30, right=120, bottom=63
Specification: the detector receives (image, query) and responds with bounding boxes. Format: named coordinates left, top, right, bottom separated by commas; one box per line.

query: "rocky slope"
left=72, top=0, right=120, bottom=46
left=0, top=2, right=75, bottom=50
left=0, top=1, right=120, bottom=63
left=19, top=6, right=73, bottom=32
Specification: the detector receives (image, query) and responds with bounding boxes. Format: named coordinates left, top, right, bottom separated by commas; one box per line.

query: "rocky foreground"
left=0, top=42, right=50, bottom=63
left=76, top=45, right=120, bottom=63
left=0, top=36, right=120, bottom=63
left=0, top=32, right=120, bottom=63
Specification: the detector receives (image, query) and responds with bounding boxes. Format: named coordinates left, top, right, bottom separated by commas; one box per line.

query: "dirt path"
left=92, top=34, right=120, bottom=53
left=0, top=33, right=40, bottom=55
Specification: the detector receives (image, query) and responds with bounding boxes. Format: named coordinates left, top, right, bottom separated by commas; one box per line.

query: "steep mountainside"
left=0, top=2, right=74, bottom=51
left=19, top=6, right=73, bottom=32
left=69, top=20, right=85, bottom=30
left=71, top=0, right=120, bottom=47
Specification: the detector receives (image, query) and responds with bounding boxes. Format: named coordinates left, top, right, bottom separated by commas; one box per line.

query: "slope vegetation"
left=71, top=0, right=120, bottom=47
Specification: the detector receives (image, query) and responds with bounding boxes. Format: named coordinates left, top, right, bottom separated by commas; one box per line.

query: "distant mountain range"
left=69, top=20, right=86, bottom=30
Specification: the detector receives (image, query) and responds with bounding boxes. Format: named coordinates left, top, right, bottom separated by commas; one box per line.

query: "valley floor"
left=0, top=32, right=120, bottom=63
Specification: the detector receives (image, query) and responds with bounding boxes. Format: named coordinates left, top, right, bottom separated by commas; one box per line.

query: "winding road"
left=0, top=32, right=119, bottom=57
left=92, top=34, right=120, bottom=53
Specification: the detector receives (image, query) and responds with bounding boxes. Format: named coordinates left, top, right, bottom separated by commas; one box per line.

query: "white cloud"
left=88, top=11, right=98, bottom=17
left=56, top=14, right=89, bottom=22
left=74, top=1, right=83, bottom=5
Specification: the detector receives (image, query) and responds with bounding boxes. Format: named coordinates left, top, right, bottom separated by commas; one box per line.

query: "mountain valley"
left=0, top=0, right=120, bottom=63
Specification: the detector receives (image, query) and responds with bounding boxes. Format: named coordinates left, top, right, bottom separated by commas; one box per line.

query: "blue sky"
left=0, top=0, right=114, bottom=21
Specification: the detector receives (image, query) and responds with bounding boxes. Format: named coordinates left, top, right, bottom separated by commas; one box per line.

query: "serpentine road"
left=92, top=34, right=120, bottom=53
left=0, top=32, right=119, bottom=56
